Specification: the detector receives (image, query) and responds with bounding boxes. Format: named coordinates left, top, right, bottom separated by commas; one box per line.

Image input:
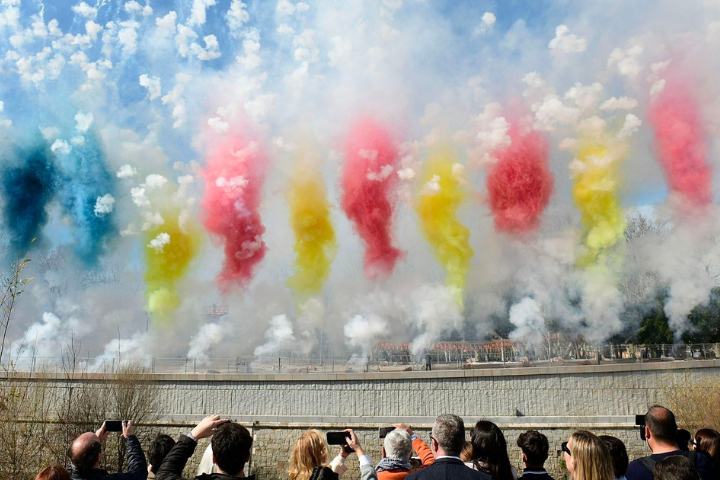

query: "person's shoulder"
left=317, top=466, right=339, bottom=479
left=626, top=457, right=653, bottom=480
left=471, top=468, right=493, bottom=480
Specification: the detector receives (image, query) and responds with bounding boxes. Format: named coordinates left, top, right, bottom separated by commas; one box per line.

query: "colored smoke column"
left=57, top=132, right=116, bottom=265
left=1, top=141, right=57, bottom=259
left=287, top=161, right=336, bottom=297
left=145, top=212, right=200, bottom=319
left=202, top=126, right=267, bottom=288
left=341, top=118, right=402, bottom=278
left=571, top=136, right=625, bottom=265
left=648, top=76, right=711, bottom=207
left=416, top=148, right=473, bottom=303
left=487, top=121, right=553, bottom=233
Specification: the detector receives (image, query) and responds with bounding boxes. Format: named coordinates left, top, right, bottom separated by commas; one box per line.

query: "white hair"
left=384, top=429, right=413, bottom=460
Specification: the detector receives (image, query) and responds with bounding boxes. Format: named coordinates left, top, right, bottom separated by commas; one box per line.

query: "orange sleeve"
left=412, top=437, right=435, bottom=466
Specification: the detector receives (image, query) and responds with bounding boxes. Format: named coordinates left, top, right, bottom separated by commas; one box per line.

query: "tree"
left=0, top=257, right=31, bottom=365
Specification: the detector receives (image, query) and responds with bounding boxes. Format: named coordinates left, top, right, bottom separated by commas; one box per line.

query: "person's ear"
left=645, top=426, right=651, bottom=439
left=522, top=452, right=527, bottom=464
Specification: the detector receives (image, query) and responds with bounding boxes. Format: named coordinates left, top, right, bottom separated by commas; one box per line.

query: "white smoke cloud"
left=548, top=25, right=587, bottom=54
left=72, top=2, right=97, bottom=19
left=509, top=297, right=546, bottom=353
left=139, top=73, right=161, bottom=100
left=94, top=194, right=115, bottom=216
left=187, top=323, right=223, bottom=365
left=148, top=232, right=170, bottom=251
left=600, top=96, right=638, bottom=111
left=405, top=285, right=464, bottom=355
left=344, top=313, right=387, bottom=356
left=91, top=332, right=151, bottom=370
left=10, top=312, right=85, bottom=363
left=254, top=314, right=297, bottom=356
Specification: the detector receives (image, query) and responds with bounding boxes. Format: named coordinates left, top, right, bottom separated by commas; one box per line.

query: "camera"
left=635, top=414, right=646, bottom=441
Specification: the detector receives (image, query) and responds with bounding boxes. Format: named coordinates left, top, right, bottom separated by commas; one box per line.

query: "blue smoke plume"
left=1, top=141, right=57, bottom=260
left=56, top=131, right=117, bottom=267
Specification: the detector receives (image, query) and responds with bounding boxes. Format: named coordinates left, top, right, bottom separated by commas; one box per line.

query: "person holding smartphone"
left=68, top=420, right=147, bottom=480
left=627, top=406, right=718, bottom=480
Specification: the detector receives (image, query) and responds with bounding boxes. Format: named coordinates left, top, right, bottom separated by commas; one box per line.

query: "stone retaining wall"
left=4, top=360, right=719, bottom=479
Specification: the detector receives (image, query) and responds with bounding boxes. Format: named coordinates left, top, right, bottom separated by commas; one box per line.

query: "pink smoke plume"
left=648, top=76, right=711, bottom=207
left=202, top=125, right=267, bottom=289
left=341, top=117, right=403, bottom=278
left=486, top=119, right=553, bottom=233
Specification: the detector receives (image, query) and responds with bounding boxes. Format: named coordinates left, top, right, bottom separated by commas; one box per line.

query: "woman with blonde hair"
left=289, top=429, right=341, bottom=480
left=562, top=430, right=615, bottom=480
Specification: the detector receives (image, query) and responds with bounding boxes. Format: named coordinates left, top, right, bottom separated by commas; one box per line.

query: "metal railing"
left=2, top=343, right=718, bottom=375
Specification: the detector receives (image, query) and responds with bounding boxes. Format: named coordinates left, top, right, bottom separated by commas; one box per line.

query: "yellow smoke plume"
left=571, top=136, right=626, bottom=266
left=145, top=211, right=200, bottom=321
left=416, top=148, right=473, bottom=304
left=287, top=161, right=336, bottom=298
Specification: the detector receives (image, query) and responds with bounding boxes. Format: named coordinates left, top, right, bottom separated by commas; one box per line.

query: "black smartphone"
left=379, top=427, right=395, bottom=439
left=326, top=431, right=354, bottom=452
left=635, top=415, right=646, bottom=440
left=105, top=420, right=123, bottom=432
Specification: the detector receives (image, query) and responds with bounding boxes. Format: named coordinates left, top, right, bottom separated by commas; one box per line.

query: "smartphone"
left=635, top=415, right=646, bottom=441
left=326, top=431, right=354, bottom=452
left=105, top=420, right=123, bottom=432
left=379, top=427, right=395, bottom=439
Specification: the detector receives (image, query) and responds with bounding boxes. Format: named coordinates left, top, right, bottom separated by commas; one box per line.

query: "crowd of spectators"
left=34, top=405, right=719, bottom=480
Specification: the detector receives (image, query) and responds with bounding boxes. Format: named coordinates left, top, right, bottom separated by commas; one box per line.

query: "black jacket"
left=406, top=457, right=493, bottom=480
left=155, top=434, right=256, bottom=480
left=70, top=435, right=147, bottom=480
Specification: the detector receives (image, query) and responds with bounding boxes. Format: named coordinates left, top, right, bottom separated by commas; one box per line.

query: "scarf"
left=376, top=457, right=411, bottom=472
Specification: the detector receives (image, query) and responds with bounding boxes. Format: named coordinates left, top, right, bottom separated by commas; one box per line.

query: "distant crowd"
left=33, top=404, right=719, bottom=480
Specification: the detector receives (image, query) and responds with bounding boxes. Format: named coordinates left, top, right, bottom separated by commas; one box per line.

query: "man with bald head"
left=627, top=405, right=716, bottom=480
left=69, top=420, right=147, bottom=480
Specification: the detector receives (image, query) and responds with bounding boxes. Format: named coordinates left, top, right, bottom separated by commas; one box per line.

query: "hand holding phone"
left=327, top=431, right=354, bottom=453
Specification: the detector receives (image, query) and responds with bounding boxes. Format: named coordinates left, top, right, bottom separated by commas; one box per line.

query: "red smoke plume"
left=202, top=126, right=267, bottom=289
left=341, top=117, right=402, bottom=278
left=486, top=120, right=553, bottom=233
left=648, top=76, right=711, bottom=207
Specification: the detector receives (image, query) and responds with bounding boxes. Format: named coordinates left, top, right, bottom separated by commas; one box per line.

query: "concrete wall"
left=4, top=359, right=719, bottom=479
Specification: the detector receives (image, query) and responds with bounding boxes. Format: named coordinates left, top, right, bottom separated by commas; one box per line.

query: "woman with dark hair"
left=693, top=429, right=720, bottom=470
left=467, top=420, right=516, bottom=480
left=148, top=434, right=176, bottom=477
left=35, top=465, right=71, bottom=480
left=599, top=435, right=629, bottom=480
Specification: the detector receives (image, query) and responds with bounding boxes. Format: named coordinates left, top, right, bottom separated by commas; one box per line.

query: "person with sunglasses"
left=561, top=431, right=614, bottom=480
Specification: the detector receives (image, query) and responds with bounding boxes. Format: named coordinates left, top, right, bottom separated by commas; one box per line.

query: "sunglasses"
left=559, top=442, right=571, bottom=456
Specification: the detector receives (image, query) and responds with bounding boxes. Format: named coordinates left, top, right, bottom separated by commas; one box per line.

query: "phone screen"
left=326, top=431, right=349, bottom=445
left=326, top=431, right=354, bottom=452
left=379, top=427, right=394, bottom=439
left=105, top=420, right=122, bottom=432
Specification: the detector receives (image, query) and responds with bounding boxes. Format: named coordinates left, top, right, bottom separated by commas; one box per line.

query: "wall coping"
left=2, top=358, right=718, bottom=383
